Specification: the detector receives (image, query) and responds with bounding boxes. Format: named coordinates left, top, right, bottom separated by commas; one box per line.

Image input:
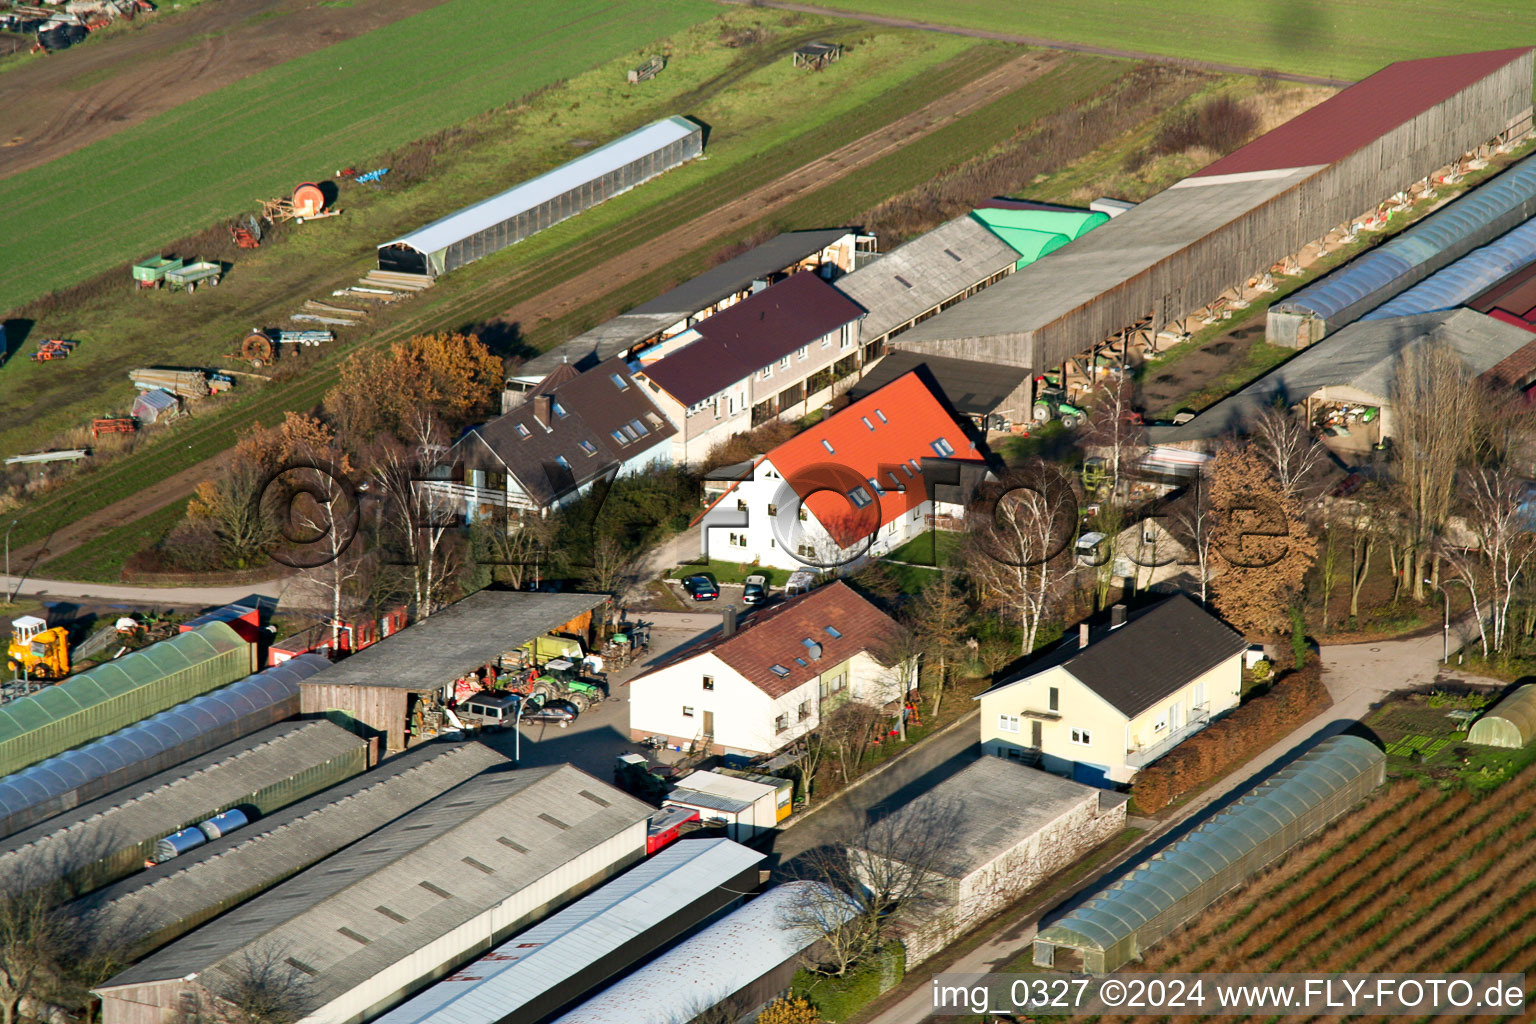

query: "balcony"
left=417, top=480, right=510, bottom=508
left=1125, top=706, right=1212, bottom=770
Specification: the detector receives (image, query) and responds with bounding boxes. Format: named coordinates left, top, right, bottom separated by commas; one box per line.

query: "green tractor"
left=1033, top=383, right=1086, bottom=429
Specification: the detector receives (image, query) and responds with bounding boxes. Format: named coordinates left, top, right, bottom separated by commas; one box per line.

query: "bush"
left=793, top=943, right=905, bottom=1023
left=759, top=997, right=823, bottom=1024
left=1131, top=659, right=1331, bottom=813
left=1151, top=94, right=1257, bottom=156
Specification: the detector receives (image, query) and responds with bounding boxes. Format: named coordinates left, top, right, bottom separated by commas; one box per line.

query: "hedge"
left=792, top=942, right=906, bottom=1023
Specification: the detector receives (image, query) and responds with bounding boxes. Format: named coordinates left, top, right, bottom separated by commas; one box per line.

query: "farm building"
left=510, top=228, right=872, bottom=390
left=297, top=590, right=607, bottom=756
left=75, top=741, right=512, bottom=958
left=969, top=207, right=1109, bottom=268
left=0, top=653, right=329, bottom=840
left=1468, top=684, right=1536, bottom=748
left=636, top=271, right=868, bottom=465
left=0, top=719, right=366, bottom=895
left=854, top=757, right=1126, bottom=964
left=95, top=764, right=652, bottom=1024
left=833, top=215, right=1020, bottom=362
left=372, top=838, right=765, bottom=1024
left=663, top=770, right=785, bottom=841
left=178, top=600, right=268, bottom=645
left=1032, top=734, right=1385, bottom=973
left=130, top=388, right=178, bottom=425
left=1267, top=152, right=1536, bottom=345
left=0, top=621, right=254, bottom=777
left=547, top=881, right=855, bottom=1024
left=1151, top=308, right=1536, bottom=448
left=845, top=350, right=1031, bottom=431
left=1361, top=216, right=1536, bottom=321
left=889, top=49, right=1535, bottom=397
left=378, top=116, right=702, bottom=277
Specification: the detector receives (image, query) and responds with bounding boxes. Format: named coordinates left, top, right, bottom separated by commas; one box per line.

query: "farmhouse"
left=698, top=370, right=990, bottom=570
left=94, top=764, right=652, bottom=1024
left=627, top=582, right=910, bottom=757
left=378, top=116, right=702, bottom=277
left=1033, top=735, right=1385, bottom=972
left=891, top=49, right=1534, bottom=409
left=636, top=271, right=867, bottom=465
left=977, top=597, right=1247, bottom=786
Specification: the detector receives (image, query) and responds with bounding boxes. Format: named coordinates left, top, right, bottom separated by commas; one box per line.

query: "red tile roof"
left=639, top=272, right=866, bottom=406
left=766, top=371, right=985, bottom=546
left=640, top=581, right=901, bottom=698
left=1195, top=49, right=1532, bottom=178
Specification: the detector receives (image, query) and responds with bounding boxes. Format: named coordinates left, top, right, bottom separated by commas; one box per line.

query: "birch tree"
left=1460, top=465, right=1535, bottom=656
left=1251, top=402, right=1327, bottom=500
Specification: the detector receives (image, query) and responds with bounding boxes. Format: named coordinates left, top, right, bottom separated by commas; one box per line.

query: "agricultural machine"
left=1032, top=378, right=1085, bottom=429
left=261, top=182, right=338, bottom=224
left=91, top=418, right=135, bottom=438
left=237, top=329, right=334, bottom=367
left=132, top=256, right=182, bottom=289
left=7, top=616, right=70, bottom=681
left=230, top=215, right=263, bottom=250
left=32, top=339, right=76, bottom=361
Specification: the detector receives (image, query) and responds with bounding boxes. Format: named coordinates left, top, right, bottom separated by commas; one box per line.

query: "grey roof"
left=0, top=720, right=364, bottom=888
left=892, top=170, right=1315, bottom=355
left=665, top=787, right=753, bottom=815
left=835, top=216, right=1019, bottom=340
left=457, top=357, right=676, bottom=509
left=846, top=351, right=1029, bottom=417
left=519, top=229, right=855, bottom=378
left=75, top=741, right=512, bottom=953
left=309, top=590, right=608, bottom=691
left=382, top=118, right=698, bottom=258
left=982, top=595, right=1248, bottom=718
left=861, top=757, right=1100, bottom=879
left=548, top=882, right=855, bottom=1024
left=1151, top=309, right=1534, bottom=442
left=372, top=838, right=766, bottom=1024
left=99, top=764, right=653, bottom=1002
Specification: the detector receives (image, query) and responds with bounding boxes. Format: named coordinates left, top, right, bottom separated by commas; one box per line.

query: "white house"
left=976, top=596, right=1248, bottom=786
left=627, top=582, right=912, bottom=757
left=698, top=370, right=991, bottom=571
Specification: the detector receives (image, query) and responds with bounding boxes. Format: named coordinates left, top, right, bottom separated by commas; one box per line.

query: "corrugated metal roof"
left=846, top=351, right=1029, bottom=418
left=630, top=229, right=856, bottom=317
left=1036, top=735, right=1383, bottom=956
left=834, top=217, right=1019, bottom=340
left=548, top=882, right=855, bottom=1024
left=1363, top=216, right=1536, bottom=320
left=0, top=654, right=329, bottom=840
left=0, top=719, right=364, bottom=888
left=372, top=838, right=765, bottom=1024
left=1274, top=154, right=1536, bottom=323
left=383, top=117, right=699, bottom=258
left=100, top=764, right=652, bottom=1008
left=1195, top=49, right=1531, bottom=177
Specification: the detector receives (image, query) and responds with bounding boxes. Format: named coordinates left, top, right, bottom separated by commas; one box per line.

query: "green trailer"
left=165, top=260, right=223, bottom=293
left=132, top=256, right=184, bottom=289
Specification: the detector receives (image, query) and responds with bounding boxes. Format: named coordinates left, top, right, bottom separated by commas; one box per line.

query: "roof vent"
left=806, top=642, right=822, bottom=661
left=723, top=606, right=738, bottom=638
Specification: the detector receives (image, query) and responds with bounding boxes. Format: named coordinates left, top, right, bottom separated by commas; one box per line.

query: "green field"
left=0, top=0, right=717, bottom=315
left=812, top=0, right=1536, bottom=82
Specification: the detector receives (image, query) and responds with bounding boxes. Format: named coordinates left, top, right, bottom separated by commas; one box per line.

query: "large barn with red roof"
left=888, top=48, right=1535, bottom=417
left=697, top=370, right=992, bottom=571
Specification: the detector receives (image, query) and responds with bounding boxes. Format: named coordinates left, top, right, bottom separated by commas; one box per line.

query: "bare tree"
left=1080, top=376, right=1147, bottom=498
left=1169, top=478, right=1217, bottom=606
left=279, top=468, right=365, bottom=650
left=198, top=943, right=313, bottom=1024
left=1459, top=464, right=1535, bottom=656
left=1251, top=403, right=1326, bottom=500
left=187, top=461, right=280, bottom=569
left=904, top=576, right=967, bottom=718
left=586, top=535, right=642, bottom=607
left=375, top=433, right=459, bottom=618
left=0, top=869, right=133, bottom=1024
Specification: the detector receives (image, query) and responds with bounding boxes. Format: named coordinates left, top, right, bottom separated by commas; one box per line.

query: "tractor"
left=1032, top=383, right=1086, bottom=429
left=6, top=616, right=70, bottom=680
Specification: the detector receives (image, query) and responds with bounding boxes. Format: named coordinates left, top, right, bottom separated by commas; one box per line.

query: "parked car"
left=521, top=699, right=578, bottom=727
left=682, top=574, right=719, bottom=601
left=742, top=574, right=768, bottom=605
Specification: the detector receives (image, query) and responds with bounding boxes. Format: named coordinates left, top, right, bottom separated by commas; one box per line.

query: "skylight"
left=875, top=409, right=888, bottom=423
left=795, top=658, right=807, bottom=666
left=930, top=438, right=955, bottom=457
left=944, top=248, right=962, bottom=262
left=861, top=416, right=874, bottom=431
left=578, top=440, right=598, bottom=456
left=629, top=418, right=649, bottom=436
left=801, top=638, right=818, bottom=649
left=553, top=455, right=571, bottom=469
left=825, top=625, right=843, bottom=638
left=610, top=373, right=630, bottom=391
left=552, top=401, right=568, bottom=418
left=867, top=476, right=885, bottom=497
left=900, top=464, right=914, bottom=479
left=821, top=439, right=835, bottom=454
left=847, top=486, right=872, bottom=508
left=611, top=430, right=628, bottom=445
left=769, top=664, right=791, bottom=677
left=894, top=274, right=914, bottom=289
left=514, top=423, right=531, bottom=439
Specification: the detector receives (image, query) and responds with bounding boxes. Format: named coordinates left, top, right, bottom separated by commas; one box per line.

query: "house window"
left=768, top=503, right=779, bottom=517
left=610, top=373, right=630, bottom=391
left=514, top=423, right=531, bottom=439
left=1048, top=687, right=1059, bottom=712
left=1071, top=728, right=1092, bottom=746
left=1153, top=713, right=1168, bottom=733
left=820, top=671, right=847, bottom=697
left=822, top=333, right=833, bottom=348
left=797, top=346, right=810, bottom=361
left=578, top=440, right=598, bottom=456
left=780, top=356, right=790, bottom=370
left=703, top=675, right=714, bottom=691
left=776, top=714, right=789, bottom=733
left=797, top=544, right=815, bottom=557
left=760, top=366, right=773, bottom=379
left=930, top=437, right=956, bottom=457
left=683, top=706, right=695, bottom=717
left=798, top=701, right=811, bottom=721
left=998, top=714, right=1020, bottom=733
left=1193, top=681, right=1207, bottom=708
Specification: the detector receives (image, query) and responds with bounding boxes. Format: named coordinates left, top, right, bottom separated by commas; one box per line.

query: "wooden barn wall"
left=945, top=53, right=1534, bottom=375
left=299, top=683, right=407, bottom=759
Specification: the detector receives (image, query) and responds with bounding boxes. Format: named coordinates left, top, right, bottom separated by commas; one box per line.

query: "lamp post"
left=514, top=696, right=524, bottom=763
left=4, top=519, right=15, bottom=604
left=1427, top=579, right=1450, bottom=663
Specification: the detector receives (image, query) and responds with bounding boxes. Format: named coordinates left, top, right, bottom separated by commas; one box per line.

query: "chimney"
left=532, top=394, right=553, bottom=429
left=1111, top=604, right=1126, bottom=630
left=1078, top=622, right=1090, bottom=650
left=722, top=606, right=738, bottom=638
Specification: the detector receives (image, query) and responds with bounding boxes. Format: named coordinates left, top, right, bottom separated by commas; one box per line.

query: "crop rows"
left=1100, top=765, right=1536, bottom=1024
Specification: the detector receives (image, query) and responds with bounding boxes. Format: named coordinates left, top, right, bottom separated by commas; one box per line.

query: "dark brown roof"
left=636, top=582, right=900, bottom=698
left=457, top=356, right=676, bottom=508
left=982, top=595, right=1248, bottom=717
left=640, top=272, right=865, bottom=406
left=846, top=352, right=1029, bottom=418
left=1196, top=49, right=1532, bottom=178
left=530, top=361, right=580, bottom=395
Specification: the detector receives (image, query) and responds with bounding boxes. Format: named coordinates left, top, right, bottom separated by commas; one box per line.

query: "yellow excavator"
left=6, top=616, right=70, bottom=680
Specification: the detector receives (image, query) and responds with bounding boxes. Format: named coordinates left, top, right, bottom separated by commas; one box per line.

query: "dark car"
left=521, top=699, right=578, bottom=727
left=742, top=574, right=768, bottom=605
left=682, top=574, right=719, bottom=600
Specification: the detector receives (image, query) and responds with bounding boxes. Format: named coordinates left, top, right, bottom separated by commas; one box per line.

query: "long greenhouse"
left=1033, top=735, right=1385, bottom=973
left=1468, top=684, right=1536, bottom=748
left=378, top=115, right=703, bottom=277
left=0, top=654, right=330, bottom=839
left=1361, top=216, right=1536, bottom=320
left=0, top=622, right=254, bottom=777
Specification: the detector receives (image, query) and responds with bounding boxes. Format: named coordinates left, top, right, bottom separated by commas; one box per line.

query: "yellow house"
left=976, top=596, right=1247, bottom=786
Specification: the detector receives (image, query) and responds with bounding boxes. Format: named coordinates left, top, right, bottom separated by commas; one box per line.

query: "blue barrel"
left=197, top=808, right=250, bottom=840
left=155, top=827, right=208, bottom=863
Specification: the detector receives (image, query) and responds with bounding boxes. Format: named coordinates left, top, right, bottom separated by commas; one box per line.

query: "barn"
left=378, top=116, right=702, bottom=277
left=888, top=49, right=1534, bottom=392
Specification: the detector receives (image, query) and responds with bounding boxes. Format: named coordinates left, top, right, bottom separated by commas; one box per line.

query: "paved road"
left=865, top=614, right=1493, bottom=1024
left=4, top=573, right=309, bottom=610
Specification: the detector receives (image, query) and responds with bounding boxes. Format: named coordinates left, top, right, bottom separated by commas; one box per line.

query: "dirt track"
left=0, top=0, right=449, bottom=180
left=489, top=49, right=1061, bottom=334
